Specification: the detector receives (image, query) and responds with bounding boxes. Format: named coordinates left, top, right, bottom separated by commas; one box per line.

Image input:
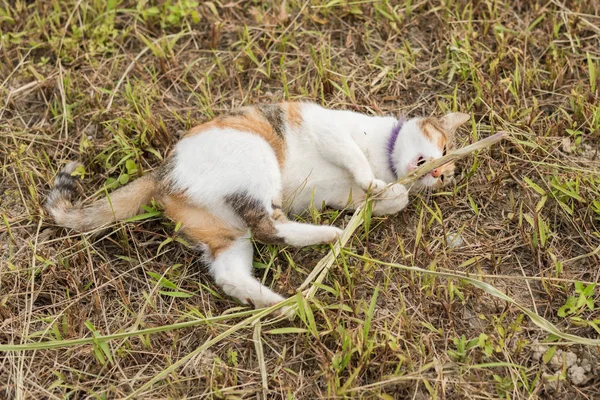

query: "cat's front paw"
left=355, top=171, right=387, bottom=193
left=368, top=179, right=388, bottom=193
left=386, top=182, right=408, bottom=199
left=373, top=183, right=409, bottom=215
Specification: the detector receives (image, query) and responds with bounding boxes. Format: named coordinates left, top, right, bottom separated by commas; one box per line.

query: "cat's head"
left=392, top=112, right=470, bottom=188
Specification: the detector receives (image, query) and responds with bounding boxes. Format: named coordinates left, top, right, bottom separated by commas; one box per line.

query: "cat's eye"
left=416, top=156, right=426, bottom=166
left=442, top=146, right=447, bottom=156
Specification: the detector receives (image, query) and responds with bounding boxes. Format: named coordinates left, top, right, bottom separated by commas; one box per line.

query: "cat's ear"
left=440, top=112, right=470, bottom=135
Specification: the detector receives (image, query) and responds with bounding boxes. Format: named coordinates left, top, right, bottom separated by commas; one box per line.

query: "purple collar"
left=387, top=118, right=405, bottom=178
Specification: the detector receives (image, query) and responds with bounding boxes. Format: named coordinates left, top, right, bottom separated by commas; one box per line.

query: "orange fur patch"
left=283, top=102, right=303, bottom=127
left=160, top=194, right=244, bottom=257
left=419, top=118, right=448, bottom=150
left=419, top=118, right=456, bottom=176
left=272, top=208, right=287, bottom=222
left=185, top=107, right=287, bottom=166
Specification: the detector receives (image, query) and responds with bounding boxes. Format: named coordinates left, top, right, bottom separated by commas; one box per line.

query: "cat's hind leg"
left=227, top=193, right=342, bottom=247
left=161, top=195, right=287, bottom=311
left=209, top=236, right=286, bottom=309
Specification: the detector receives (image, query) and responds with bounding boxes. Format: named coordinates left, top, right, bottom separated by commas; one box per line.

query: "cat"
left=46, top=102, right=469, bottom=311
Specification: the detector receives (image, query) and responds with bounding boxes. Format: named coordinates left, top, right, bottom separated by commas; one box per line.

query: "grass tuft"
left=1, top=0, right=600, bottom=398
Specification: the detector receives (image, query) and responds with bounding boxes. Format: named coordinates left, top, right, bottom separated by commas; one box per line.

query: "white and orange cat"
left=47, top=102, right=469, bottom=310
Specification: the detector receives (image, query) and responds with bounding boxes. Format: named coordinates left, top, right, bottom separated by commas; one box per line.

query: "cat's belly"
left=281, top=160, right=362, bottom=214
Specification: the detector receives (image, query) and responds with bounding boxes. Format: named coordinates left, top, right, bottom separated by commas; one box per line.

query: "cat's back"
left=291, top=102, right=367, bottom=135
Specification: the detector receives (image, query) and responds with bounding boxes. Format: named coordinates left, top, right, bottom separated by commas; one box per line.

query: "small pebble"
left=446, top=232, right=464, bottom=249
left=561, top=137, right=572, bottom=153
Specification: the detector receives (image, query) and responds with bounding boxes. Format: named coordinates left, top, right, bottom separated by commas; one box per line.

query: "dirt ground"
left=1, top=0, right=600, bottom=398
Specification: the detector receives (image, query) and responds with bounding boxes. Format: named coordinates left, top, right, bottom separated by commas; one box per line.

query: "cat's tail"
left=46, top=162, right=158, bottom=231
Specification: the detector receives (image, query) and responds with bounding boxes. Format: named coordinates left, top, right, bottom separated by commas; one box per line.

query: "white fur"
left=209, top=237, right=285, bottom=308
left=167, top=103, right=448, bottom=309
left=282, top=104, right=396, bottom=213
left=170, top=128, right=282, bottom=226
left=372, top=183, right=409, bottom=216
left=390, top=118, right=443, bottom=178
left=282, top=103, right=442, bottom=214
left=276, top=223, right=342, bottom=246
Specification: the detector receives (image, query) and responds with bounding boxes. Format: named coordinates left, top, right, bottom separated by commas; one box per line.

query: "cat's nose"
left=431, top=168, right=442, bottom=178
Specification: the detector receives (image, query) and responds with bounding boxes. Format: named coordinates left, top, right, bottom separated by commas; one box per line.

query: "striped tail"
left=46, top=162, right=157, bottom=231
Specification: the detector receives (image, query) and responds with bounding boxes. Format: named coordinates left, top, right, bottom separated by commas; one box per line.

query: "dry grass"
left=1, top=0, right=600, bottom=398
